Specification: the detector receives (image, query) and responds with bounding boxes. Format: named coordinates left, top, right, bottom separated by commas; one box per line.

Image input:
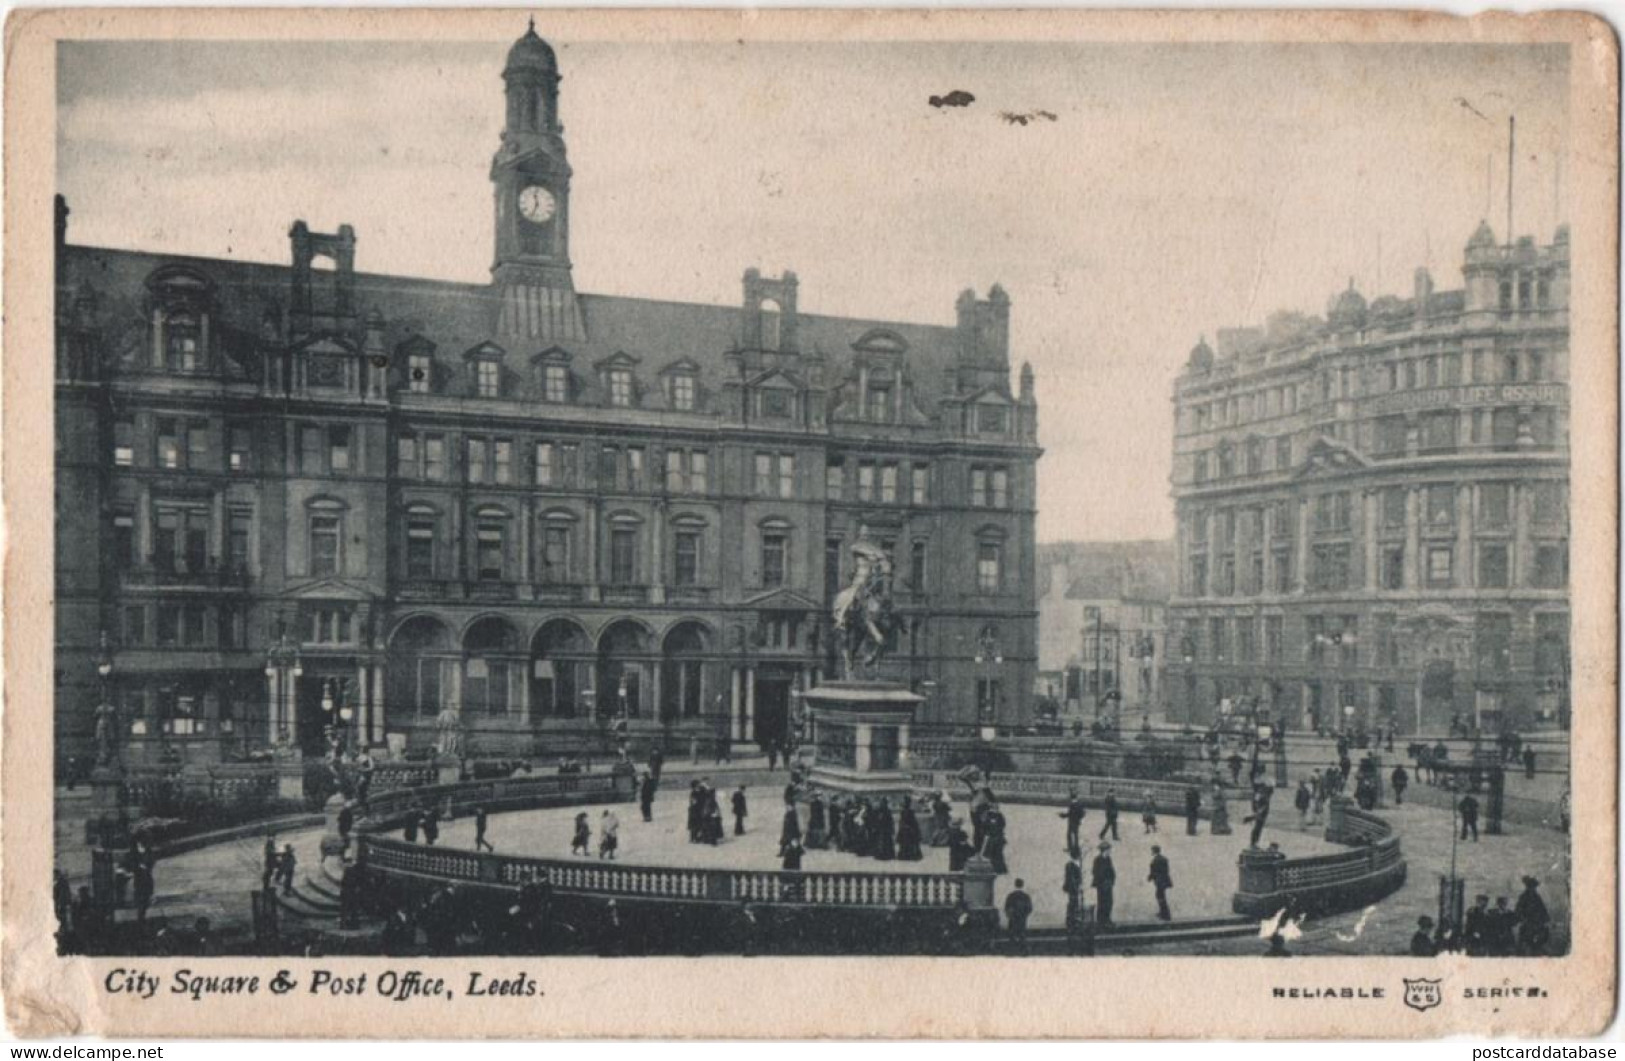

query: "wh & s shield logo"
left=1403, top=978, right=1443, bottom=1012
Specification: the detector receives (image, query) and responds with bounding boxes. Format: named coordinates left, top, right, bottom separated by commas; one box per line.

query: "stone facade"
left=1166, top=222, right=1569, bottom=734
left=53, top=28, right=1042, bottom=766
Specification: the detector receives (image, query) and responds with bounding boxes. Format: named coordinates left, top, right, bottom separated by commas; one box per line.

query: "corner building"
left=53, top=28, right=1041, bottom=765
left=1167, top=222, right=1569, bottom=734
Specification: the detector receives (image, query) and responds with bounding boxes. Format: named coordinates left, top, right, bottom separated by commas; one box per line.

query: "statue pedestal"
left=84, top=766, right=130, bottom=848
left=804, top=681, right=922, bottom=801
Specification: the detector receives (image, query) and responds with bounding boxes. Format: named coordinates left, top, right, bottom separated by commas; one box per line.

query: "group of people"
left=1410, top=877, right=1553, bottom=956
left=570, top=809, right=620, bottom=858
left=777, top=791, right=928, bottom=868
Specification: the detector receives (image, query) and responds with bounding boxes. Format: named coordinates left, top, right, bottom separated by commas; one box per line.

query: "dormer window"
left=543, top=364, right=569, bottom=403
left=867, top=383, right=893, bottom=423
left=409, top=354, right=433, bottom=393
left=609, top=368, right=634, bottom=408
left=669, top=373, right=696, bottom=411
left=477, top=360, right=501, bottom=398
left=977, top=403, right=1008, bottom=435
left=166, top=313, right=201, bottom=373
left=759, top=388, right=793, bottom=420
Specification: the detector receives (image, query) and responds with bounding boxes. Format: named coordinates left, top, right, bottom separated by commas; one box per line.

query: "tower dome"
left=1467, top=219, right=1497, bottom=250
left=505, top=20, right=558, bottom=75
left=1187, top=335, right=1214, bottom=371
left=1329, top=279, right=1367, bottom=329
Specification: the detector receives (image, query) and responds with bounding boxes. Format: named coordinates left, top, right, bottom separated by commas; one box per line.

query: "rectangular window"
left=1264, top=616, right=1283, bottom=662
left=1479, top=483, right=1511, bottom=529
left=157, top=419, right=180, bottom=470
left=1315, top=492, right=1352, bottom=534
left=880, top=463, right=899, bottom=504
left=1491, top=407, right=1519, bottom=450
left=868, top=385, right=892, bottom=423
left=227, top=510, right=252, bottom=574
left=477, top=361, right=500, bottom=398
left=755, top=453, right=774, bottom=497
left=1533, top=542, right=1568, bottom=589
left=544, top=365, right=569, bottom=403
left=219, top=604, right=245, bottom=650
left=476, top=525, right=505, bottom=581
left=1478, top=544, right=1509, bottom=589
left=992, top=469, right=1009, bottom=508
left=409, top=354, right=432, bottom=393
left=1338, top=617, right=1359, bottom=668
left=1273, top=548, right=1292, bottom=593
left=690, top=451, right=708, bottom=494
left=112, top=512, right=135, bottom=567
left=156, top=604, right=180, bottom=647
left=1374, top=415, right=1407, bottom=456
left=310, top=515, right=341, bottom=577
left=1444, top=353, right=1463, bottom=384
left=1276, top=436, right=1292, bottom=471
left=670, top=374, right=695, bottom=411
left=123, top=604, right=146, bottom=647
left=761, top=533, right=788, bottom=588
left=1420, top=411, right=1457, bottom=452
left=228, top=425, right=251, bottom=472
left=825, top=538, right=844, bottom=602
left=976, top=678, right=1001, bottom=721
left=608, top=369, right=633, bottom=408
left=541, top=524, right=571, bottom=582
left=1383, top=544, right=1405, bottom=590
left=1533, top=483, right=1565, bottom=525
left=826, top=461, right=844, bottom=501
left=610, top=527, right=637, bottom=584
left=1427, top=546, right=1453, bottom=588
left=1426, top=484, right=1456, bottom=528
left=328, top=425, right=351, bottom=473
left=665, top=449, right=683, bottom=493
left=777, top=454, right=795, bottom=499
left=494, top=439, right=513, bottom=485
left=1189, top=555, right=1208, bottom=596
left=406, top=519, right=435, bottom=579
left=1382, top=486, right=1407, bottom=529
left=910, top=540, right=927, bottom=594
left=1311, top=543, right=1350, bottom=591
left=858, top=462, right=876, bottom=502
left=424, top=436, right=446, bottom=480
left=674, top=531, right=700, bottom=586
left=1209, top=617, right=1228, bottom=662
left=535, top=442, right=555, bottom=486
left=467, top=438, right=487, bottom=484
left=1236, top=618, right=1256, bottom=663
left=300, top=425, right=324, bottom=474
left=911, top=464, right=929, bottom=505
left=626, top=447, right=644, bottom=492
left=977, top=542, right=1002, bottom=594
left=114, top=419, right=135, bottom=467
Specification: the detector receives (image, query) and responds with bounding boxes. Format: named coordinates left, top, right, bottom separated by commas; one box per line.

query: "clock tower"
left=490, top=20, right=586, bottom=342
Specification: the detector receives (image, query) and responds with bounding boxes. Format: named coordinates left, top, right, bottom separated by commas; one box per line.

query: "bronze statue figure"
left=831, top=538, right=902, bottom=678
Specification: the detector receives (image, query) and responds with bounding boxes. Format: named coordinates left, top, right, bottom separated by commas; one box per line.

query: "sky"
left=57, top=36, right=1572, bottom=543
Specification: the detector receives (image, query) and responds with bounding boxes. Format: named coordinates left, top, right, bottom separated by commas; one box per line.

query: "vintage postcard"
left=2, top=6, right=1617, bottom=1040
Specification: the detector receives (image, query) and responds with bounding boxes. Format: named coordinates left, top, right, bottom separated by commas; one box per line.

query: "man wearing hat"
left=1148, top=845, right=1174, bottom=921
left=1463, top=893, right=1491, bottom=955
left=1410, top=916, right=1438, bottom=956
left=1515, top=877, right=1552, bottom=955
left=1091, top=842, right=1117, bottom=926
left=1003, top=878, right=1034, bottom=953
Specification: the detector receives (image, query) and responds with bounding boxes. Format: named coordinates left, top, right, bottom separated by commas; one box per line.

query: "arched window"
left=464, top=616, right=521, bottom=717
left=531, top=618, right=591, bottom=718
left=598, top=619, right=654, bottom=718
left=387, top=616, right=455, bottom=719
left=307, top=498, right=347, bottom=577
left=661, top=621, right=712, bottom=721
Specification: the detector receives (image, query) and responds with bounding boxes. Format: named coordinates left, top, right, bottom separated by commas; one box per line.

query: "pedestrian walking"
left=1294, top=779, right=1312, bottom=828
left=1003, top=878, right=1034, bottom=952
left=732, top=784, right=749, bottom=836
left=1244, top=783, right=1273, bottom=848
left=1141, top=792, right=1159, bottom=834
left=1410, top=916, right=1439, bottom=956
left=1391, top=764, right=1409, bottom=805
left=1184, top=785, right=1201, bottom=836
left=1091, top=843, right=1116, bottom=926
left=570, top=811, right=591, bottom=855
left=1515, top=876, right=1551, bottom=955
left=276, top=843, right=296, bottom=897
left=1062, top=849, right=1084, bottom=930
left=422, top=806, right=439, bottom=847
left=649, top=745, right=664, bottom=784
left=1148, top=845, right=1173, bottom=922
left=779, top=799, right=802, bottom=856
left=262, top=832, right=278, bottom=890
left=474, top=805, right=494, bottom=852
left=599, top=809, right=620, bottom=859
left=1227, top=751, right=1244, bottom=786
left=1459, top=793, right=1480, bottom=841
left=1059, top=787, right=1086, bottom=855
left=1523, top=746, right=1537, bottom=781
left=1098, top=791, right=1120, bottom=841
left=807, top=792, right=829, bottom=850
left=638, top=771, right=656, bottom=823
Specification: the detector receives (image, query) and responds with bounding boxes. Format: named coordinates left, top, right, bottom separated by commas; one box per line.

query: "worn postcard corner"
left=2, top=5, right=1618, bottom=1041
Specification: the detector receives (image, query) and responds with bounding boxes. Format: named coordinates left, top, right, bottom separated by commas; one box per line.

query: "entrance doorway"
left=756, top=677, right=792, bottom=750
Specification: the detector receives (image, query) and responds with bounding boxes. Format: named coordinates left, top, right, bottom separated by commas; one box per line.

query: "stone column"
left=854, top=722, right=872, bottom=771
left=1363, top=490, right=1379, bottom=590
left=1405, top=487, right=1421, bottom=589
left=651, top=501, right=667, bottom=605
left=1294, top=498, right=1310, bottom=593
left=265, top=669, right=280, bottom=746
left=371, top=663, right=386, bottom=745
left=745, top=667, right=756, bottom=742
left=357, top=662, right=369, bottom=744
left=1455, top=485, right=1474, bottom=589
left=1261, top=504, right=1276, bottom=594
left=1512, top=483, right=1532, bottom=588
left=730, top=667, right=743, bottom=741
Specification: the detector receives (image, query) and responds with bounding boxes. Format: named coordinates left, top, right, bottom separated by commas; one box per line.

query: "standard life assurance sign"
left=1367, top=382, right=1567, bottom=415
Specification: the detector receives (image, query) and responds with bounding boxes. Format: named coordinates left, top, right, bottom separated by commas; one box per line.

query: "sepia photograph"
left=5, top=6, right=1617, bottom=1040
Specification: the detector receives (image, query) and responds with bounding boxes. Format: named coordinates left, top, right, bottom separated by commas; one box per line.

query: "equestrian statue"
left=831, top=538, right=904, bottom=679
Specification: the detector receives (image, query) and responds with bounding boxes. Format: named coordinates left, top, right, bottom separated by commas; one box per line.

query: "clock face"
left=518, top=185, right=557, bottom=224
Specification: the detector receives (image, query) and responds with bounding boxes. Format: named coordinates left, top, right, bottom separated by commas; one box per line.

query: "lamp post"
left=263, top=625, right=301, bottom=750
left=974, top=629, right=1002, bottom=740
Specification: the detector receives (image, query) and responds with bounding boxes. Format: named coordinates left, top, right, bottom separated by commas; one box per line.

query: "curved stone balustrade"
left=1232, top=796, right=1408, bottom=918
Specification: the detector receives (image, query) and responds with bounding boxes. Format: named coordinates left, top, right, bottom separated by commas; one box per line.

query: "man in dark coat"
left=1410, top=916, right=1439, bottom=956
left=276, top=843, right=296, bottom=898
left=1463, top=894, right=1491, bottom=955
left=1062, top=850, right=1084, bottom=930
left=262, top=832, right=278, bottom=890
left=638, top=772, right=657, bottom=823
left=687, top=781, right=703, bottom=842
left=1148, top=845, right=1173, bottom=921
left=1245, top=783, right=1273, bottom=848
left=1227, top=751, right=1244, bottom=786
left=474, top=804, right=493, bottom=852
left=1459, top=793, right=1480, bottom=841
left=648, top=746, right=664, bottom=783
left=1391, top=764, right=1409, bottom=805
left=778, top=799, right=802, bottom=856
left=1059, top=788, right=1086, bottom=854
left=946, top=818, right=973, bottom=872
left=728, top=784, right=747, bottom=836
left=1523, top=746, right=1537, bottom=780
left=1183, top=785, right=1201, bottom=836
left=421, top=807, right=439, bottom=847
left=1488, top=897, right=1516, bottom=955
left=1515, top=877, right=1552, bottom=955
left=1098, top=791, right=1120, bottom=841
left=1090, top=843, right=1116, bottom=925
left=1003, top=878, right=1033, bottom=952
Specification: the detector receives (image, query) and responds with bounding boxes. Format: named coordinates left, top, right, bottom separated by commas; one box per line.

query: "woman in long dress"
left=805, top=793, right=828, bottom=849
left=929, top=791, right=953, bottom=847
left=896, top=795, right=924, bottom=861
left=848, top=800, right=870, bottom=857
left=872, top=799, right=896, bottom=861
